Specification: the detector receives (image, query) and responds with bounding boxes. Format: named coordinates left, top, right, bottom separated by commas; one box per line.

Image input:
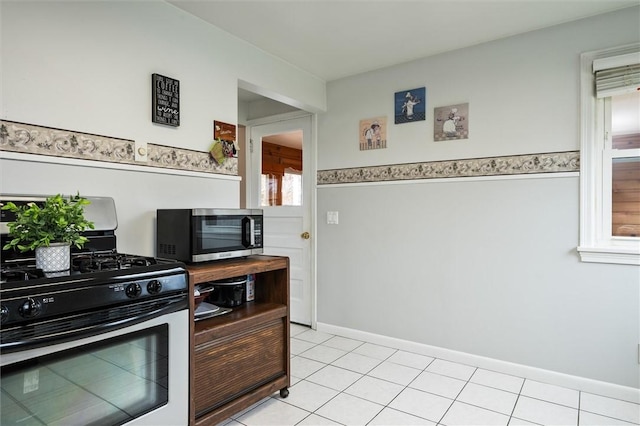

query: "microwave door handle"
left=243, top=216, right=255, bottom=247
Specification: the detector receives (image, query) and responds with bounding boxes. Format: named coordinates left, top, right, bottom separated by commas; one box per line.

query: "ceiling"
left=168, top=0, right=638, bottom=82
left=263, top=130, right=303, bottom=150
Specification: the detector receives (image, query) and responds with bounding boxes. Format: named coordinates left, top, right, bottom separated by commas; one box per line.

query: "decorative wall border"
left=1, top=121, right=579, bottom=182
left=317, top=151, right=579, bottom=185
left=0, top=120, right=237, bottom=176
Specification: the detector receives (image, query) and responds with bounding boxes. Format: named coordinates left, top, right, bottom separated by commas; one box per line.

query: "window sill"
left=577, top=245, right=640, bottom=265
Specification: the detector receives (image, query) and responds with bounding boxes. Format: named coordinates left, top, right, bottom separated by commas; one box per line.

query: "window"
left=609, top=94, right=640, bottom=237
left=260, top=138, right=303, bottom=207
left=282, top=168, right=302, bottom=206
left=260, top=173, right=278, bottom=206
left=578, top=44, right=640, bottom=265
left=260, top=170, right=302, bottom=206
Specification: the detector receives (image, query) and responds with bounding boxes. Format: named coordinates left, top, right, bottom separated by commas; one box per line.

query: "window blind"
left=595, top=63, right=640, bottom=98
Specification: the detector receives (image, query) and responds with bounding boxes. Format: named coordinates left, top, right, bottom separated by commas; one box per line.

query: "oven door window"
left=1, top=324, right=169, bottom=426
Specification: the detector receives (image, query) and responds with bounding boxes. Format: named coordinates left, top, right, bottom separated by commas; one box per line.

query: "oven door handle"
left=0, top=296, right=188, bottom=354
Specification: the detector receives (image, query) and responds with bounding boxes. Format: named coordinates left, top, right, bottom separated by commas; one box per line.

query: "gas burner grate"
left=72, top=253, right=158, bottom=272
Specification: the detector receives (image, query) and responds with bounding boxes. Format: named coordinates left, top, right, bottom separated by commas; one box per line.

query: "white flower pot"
left=35, top=242, right=71, bottom=273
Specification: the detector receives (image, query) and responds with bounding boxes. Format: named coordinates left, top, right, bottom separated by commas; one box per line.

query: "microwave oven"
left=156, top=209, right=263, bottom=262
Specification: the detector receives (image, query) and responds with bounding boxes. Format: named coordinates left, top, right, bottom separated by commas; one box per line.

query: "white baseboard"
left=316, top=322, right=640, bottom=404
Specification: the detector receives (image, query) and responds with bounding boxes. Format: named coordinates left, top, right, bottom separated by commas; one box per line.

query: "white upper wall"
left=0, top=0, right=325, bottom=256
left=0, top=0, right=326, bottom=152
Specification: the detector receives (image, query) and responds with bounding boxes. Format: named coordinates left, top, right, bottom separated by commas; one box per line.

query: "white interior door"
left=249, top=115, right=312, bottom=325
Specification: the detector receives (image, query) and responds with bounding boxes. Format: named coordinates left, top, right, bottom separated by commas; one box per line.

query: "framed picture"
left=214, top=121, right=237, bottom=158
left=151, top=74, right=180, bottom=127
left=394, top=87, right=426, bottom=124
left=434, top=103, right=469, bottom=141
left=359, top=116, right=387, bottom=150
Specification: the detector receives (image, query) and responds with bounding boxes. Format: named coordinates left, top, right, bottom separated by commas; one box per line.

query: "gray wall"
left=317, top=7, right=640, bottom=388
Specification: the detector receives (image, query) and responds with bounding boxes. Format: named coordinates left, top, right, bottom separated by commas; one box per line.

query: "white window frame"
left=578, top=43, right=640, bottom=265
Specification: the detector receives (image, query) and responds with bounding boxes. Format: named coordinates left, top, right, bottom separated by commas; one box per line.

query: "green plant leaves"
left=1, top=193, right=95, bottom=252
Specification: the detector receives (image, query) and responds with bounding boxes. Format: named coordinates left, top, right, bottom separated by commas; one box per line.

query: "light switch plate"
left=327, top=211, right=339, bottom=225
left=135, top=141, right=148, bottom=162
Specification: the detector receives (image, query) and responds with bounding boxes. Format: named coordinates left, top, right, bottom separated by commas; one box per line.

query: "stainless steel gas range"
left=0, top=195, right=189, bottom=426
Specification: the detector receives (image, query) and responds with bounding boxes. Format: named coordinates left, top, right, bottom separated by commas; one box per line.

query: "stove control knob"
left=1, top=305, right=8, bottom=323
left=147, top=280, right=162, bottom=294
left=125, top=283, right=142, bottom=298
left=19, top=298, right=42, bottom=318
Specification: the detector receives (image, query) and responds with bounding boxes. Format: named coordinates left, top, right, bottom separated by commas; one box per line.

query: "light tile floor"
left=221, top=324, right=640, bottom=426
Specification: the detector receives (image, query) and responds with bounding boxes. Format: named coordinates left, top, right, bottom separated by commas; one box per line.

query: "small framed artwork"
left=214, top=121, right=236, bottom=146
left=434, top=103, right=469, bottom=141
left=394, top=87, right=426, bottom=124
left=210, top=121, right=237, bottom=164
left=152, top=73, right=180, bottom=127
left=359, top=116, right=387, bottom=150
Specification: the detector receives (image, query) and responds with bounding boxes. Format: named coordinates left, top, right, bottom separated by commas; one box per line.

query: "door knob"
left=301, top=232, right=311, bottom=240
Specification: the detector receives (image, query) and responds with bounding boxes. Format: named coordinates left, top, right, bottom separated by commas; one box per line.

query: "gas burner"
left=72, top=252, right=158, bottom=272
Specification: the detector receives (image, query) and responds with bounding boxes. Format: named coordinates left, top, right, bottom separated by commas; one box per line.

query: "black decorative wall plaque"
left=152, top=73, right=180, bottom=127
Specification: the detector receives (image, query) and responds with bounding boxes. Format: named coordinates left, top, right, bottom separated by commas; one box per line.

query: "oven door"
left=0, top=309, right=188, bottom=426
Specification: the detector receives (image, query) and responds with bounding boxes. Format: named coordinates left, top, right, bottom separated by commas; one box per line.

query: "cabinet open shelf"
left=187, top=255, right=290, bottom=426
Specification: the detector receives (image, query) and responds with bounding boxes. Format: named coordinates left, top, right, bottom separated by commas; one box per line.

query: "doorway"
left=248, top=115, right=313, bottom=326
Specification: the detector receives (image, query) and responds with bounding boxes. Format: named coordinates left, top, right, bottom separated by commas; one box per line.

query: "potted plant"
left=2, top=193, right=94, bottom=273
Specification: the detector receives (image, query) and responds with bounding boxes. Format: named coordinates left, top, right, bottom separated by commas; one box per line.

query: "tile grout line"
left=372, top=354, right=441, bottom=424
left=306, top=343, right=522, bottom=425
left=286, top=330, right=640, bottom=426
left=294, top=327, right=640, bottom=407
left=438, top=366, right=479, bottom=425
left=507, top=375, right=528, bottom=426
left=293, top=329, right=445, bottom=425
left=312, top=342, right=600, bottom=423
left=286, top=334, right=399, bottom=425
left=577, top=390, right=581, bottom=426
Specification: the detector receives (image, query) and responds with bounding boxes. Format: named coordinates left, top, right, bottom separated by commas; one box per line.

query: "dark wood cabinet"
left=187, top=256, right=290, bottom=426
